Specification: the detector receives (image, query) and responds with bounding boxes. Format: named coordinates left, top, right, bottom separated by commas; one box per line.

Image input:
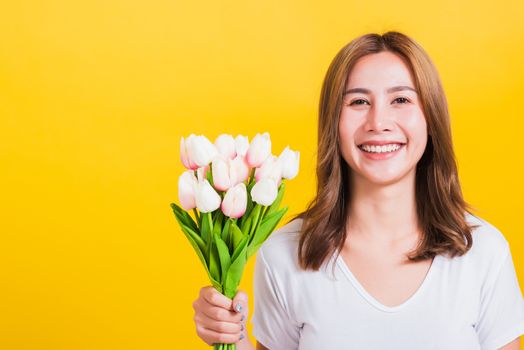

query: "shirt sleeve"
left=476, top=243, right=524, bottom=350
left=251, top=247, right=301, bottom=350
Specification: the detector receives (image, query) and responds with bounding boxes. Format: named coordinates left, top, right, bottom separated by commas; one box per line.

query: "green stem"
left=192, top=208, right=200, bottom=229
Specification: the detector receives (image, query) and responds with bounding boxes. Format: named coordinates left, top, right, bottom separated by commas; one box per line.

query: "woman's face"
left=338, top=51, right=428, bottom=187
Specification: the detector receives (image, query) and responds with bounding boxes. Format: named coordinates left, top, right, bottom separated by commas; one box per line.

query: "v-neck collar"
left=336, top=253, right=441, bottom=313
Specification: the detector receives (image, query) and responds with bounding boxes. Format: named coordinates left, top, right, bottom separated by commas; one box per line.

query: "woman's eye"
left=393, top=97, right=409, bottom=104
left=349, top=99, right=369, bottom=106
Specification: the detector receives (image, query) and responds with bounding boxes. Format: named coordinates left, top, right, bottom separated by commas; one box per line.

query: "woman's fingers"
left=195, top=324, right=242, bottom=346
left=194, top=312, right=242, bottom=334
left=193, top=286, right=247, bottom=346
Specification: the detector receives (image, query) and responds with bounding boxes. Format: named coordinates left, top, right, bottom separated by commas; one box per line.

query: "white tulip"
left=221, top=183, right=247, bottom=218
left=187, top=135, right=219, bottom=167
left=255, top=155, right=282, bottom=185
left=194, top=179, right=221, bottom=213
left=278, top=146, right=300, bottom=179
left=235, top=135, right=249, bottom=157
left=251, top=178, right=278, bottom=206
left=246, top=132, right=271, bottom=167
left=178, top=170, right=198, bottom=210
left=215, top=134, right=237, bottom=159
left=180, top=135, right=198, bottom=170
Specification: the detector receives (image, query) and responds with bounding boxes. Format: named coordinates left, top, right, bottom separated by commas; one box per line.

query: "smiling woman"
left=191, top=31, right=524, bottom=350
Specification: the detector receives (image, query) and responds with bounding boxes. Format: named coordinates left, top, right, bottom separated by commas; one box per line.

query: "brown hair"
left=291, top=31, right=478, bottom=271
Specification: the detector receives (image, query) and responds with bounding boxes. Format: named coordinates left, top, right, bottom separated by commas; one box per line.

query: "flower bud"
left=178, top=170, right=198, bottom=210
left=215, top=134, right=237, bottom=159
left=221, top=183, right=247, bottom=218
left=278, top=146, right=300, bottom=180
left=180, top=135, right=199, bottom=170
left=251, top=178, right=278, bottom=206
left=246, top=132, right=271, bottom=167
left=235, top=135, right=249, bottom=157
left=194, top=179, right=221, bottom=213
left=187, top=135, right=219, bottom=167
left=255, top=155, right=282, bottom=186
left=212, top=156, right=232, bottom=191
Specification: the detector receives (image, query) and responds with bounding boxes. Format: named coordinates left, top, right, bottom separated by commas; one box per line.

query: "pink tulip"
left=251, top=178, right=278, bottom=206
left=212, top=156, right=231, bottom=191
left=187, top=135, right=218, bottom=167
left=212, top=154, right=250, bottom=191
left=215, top=134, right=237, bottom=159
left=278, top=146, right=300, bottom=180
left=178, top=170, right=198, bottom=210
left=194, top=179, right=221, bottom=213
left=230, top=155, right=250, bottom=185
left=246, top=132, right=271, bottom=167
left=255, top=155, right=282, bottom=186
left=180, top=135, right=198, bottom=170
left=221, top=183, right=247, bottom=218
left=235, top=135, right=249, bottom=157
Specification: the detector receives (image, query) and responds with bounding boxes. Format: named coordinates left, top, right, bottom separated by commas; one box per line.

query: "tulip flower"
left=221, top=183, right=247, bottom=218
left=278, top=146, right=300, bottom=180
left=215, top=134, right=237, bottom=159
left=255, top=155, right=282, bottom=185
left=246, top=132, right=271, bottom=167
left=230, top=154, right=250, bottom=185
left=180, top=135, right=199, bottom=170
left=235, top=135, right=249, bottom=157
left=194, top=179, right=221, bottom=213
left=187, top=135, right=219, bottom=167
left=251, top=178, right=278, bottom=206
left=212, top=154, right=250, bottom=191
left=212, top=156, right=231, bottom=191
left=178, top=170, right=198, bottom=210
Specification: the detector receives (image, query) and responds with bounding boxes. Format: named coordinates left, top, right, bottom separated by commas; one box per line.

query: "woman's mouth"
left=357, top=143, right=406, bottom=160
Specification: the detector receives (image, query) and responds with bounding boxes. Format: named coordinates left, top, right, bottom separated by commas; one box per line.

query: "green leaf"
left=240, top=203, right=261, bottom=235
left=170, top=203, right=199, bottom=233
left=247, top=204, right=262, bottom=238
left=221, top=218, right=231, bottom=243
left=213, top=210, right=223, bottom=238
left=201, top=212, right=213, bottom=244
left=239, top=181, right=256, bottom=228
left=176, top=224, right=220, bottom=289
left=214, top=233, right=231, bottom=286
left=265, top=182, right=286, bottom=218
left=230, top=222, right=244, bottom=254
left=179, top=223, right=206, bottom=255
left=224, top=237, right=248, bottom=299
left=208, top=239, right=221, bottom=284
left=247, top=206, right=288, bottom=258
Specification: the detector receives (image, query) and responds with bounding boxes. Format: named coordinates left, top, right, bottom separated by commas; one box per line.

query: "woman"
left=191, top=31, right=524, bottom=349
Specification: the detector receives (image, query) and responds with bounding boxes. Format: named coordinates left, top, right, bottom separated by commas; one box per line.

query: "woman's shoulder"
left=256, top=217, right=304, bottom=272
left=465, top=212, right=510, bottom=254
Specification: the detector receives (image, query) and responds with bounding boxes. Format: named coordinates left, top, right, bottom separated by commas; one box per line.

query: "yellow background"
left=1, top=0, right=523, bottom=348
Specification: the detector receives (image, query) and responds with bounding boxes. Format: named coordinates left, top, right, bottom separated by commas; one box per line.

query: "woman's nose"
left=365, top=103, right=392, bottom=132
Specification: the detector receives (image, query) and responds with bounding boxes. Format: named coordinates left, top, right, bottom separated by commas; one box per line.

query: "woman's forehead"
left=346, top=52, right=415, bottom=89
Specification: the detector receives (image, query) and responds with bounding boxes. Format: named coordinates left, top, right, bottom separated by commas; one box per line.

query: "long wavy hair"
left=291, top=31, right=478, bottom=271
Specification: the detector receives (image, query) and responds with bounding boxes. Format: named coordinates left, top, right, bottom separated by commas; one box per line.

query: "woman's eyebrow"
left=343, top=86, right=417, bottom=95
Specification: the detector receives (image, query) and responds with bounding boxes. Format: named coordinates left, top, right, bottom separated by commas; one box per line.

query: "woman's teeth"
left=359, top=144, right=402, bottom=153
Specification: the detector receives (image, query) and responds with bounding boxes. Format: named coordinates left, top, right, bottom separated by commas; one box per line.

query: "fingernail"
left=240, top=333, right=244, bottom=340
left=235, top=303, right=242, bottom=313
left=240, top=314, right=245, bottom=321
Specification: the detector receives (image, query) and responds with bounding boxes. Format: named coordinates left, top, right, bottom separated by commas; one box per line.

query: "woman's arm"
left=498, top=337, right=520, bottom=350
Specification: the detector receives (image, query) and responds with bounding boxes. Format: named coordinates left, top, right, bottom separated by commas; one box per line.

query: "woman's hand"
left=192, top=286, right=249, bottom=346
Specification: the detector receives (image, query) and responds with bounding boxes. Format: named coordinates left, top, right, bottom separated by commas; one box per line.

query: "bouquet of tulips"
left=170, top=132, right=299, bottom=350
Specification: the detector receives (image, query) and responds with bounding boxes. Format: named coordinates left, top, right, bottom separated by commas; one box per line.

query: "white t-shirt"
left=251, top=213, right=524, bottom=350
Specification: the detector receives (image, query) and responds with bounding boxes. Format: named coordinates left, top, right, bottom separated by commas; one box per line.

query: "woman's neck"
left=346, top=171, right=420, bottom=246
